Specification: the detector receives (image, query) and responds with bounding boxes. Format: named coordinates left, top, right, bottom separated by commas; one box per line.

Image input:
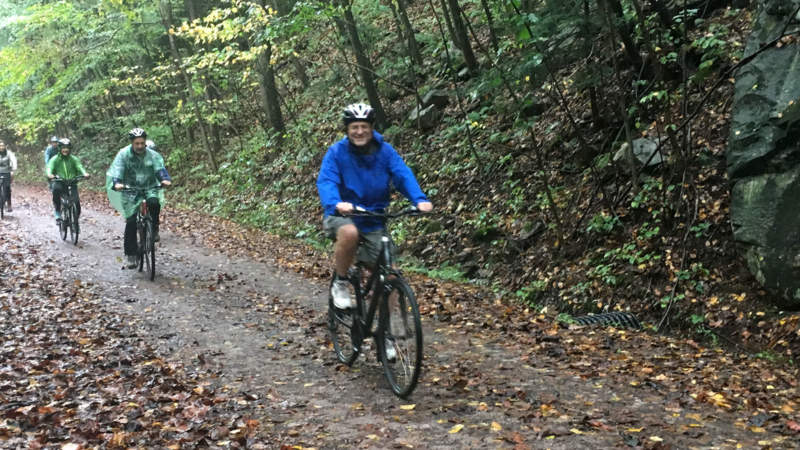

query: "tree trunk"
left=338, top=0, right=387, bottom=129
left=438, top=0, right=458, bottom=50
left=185, top=0, right=224, bottom=157
left=274, top=0, right=310, bottom=89
left=447, top=0, right=479, bottom=72
left=478, top=0, right=499, bottom=53
left=159, top=0, right=218, bottom=171
left=394, top=0, right=424, bottom=66
left=255, top=41, right=287, bottom=139
left=582, top=0, right=604, bottom=129
left=599, top=0, right=642, bottom=69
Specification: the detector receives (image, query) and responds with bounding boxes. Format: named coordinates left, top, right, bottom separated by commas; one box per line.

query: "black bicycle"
left=0, top=173, right=10, bottom=219
left=52, top=176, right=87, bottom=244
left=118, top=184, right=163, bottom=281
left=327, top=206, right=425, bottom=398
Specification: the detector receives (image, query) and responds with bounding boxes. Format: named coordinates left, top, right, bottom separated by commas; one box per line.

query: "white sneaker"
left=331, top=279, right=354, bottom=309
left=384, top=338, right=397, bottom=362
left=126, top=255, right=138, bottom=269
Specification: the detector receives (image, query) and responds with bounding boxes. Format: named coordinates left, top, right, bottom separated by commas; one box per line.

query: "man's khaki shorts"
left=323, top=215, right=394, bottom=265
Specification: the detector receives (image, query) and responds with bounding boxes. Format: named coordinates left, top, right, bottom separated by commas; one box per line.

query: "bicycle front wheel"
left=379, top=277, right=423, bottom=398
left=137, top=220, right=146, bottom=272
left=70, top=204, right=79, bottom=245
left=328, top=277, right=360, bottom=366
left=145, top=220, right=156, bottom=281
left=59, top=203, right=69, bottom=241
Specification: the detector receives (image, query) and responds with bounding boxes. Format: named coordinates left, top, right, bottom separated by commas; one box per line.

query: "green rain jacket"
left=106, top=145, right=166, bottom=218
left=47, top=153, right=87, bottom=179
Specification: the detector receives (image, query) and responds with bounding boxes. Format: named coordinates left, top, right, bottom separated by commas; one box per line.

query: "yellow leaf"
left=570, top=428, right=583, bottom=434
left=627, top=427, right=643, bottom=433
left=749, top=426, right=766, bottom=433
left=366, top=434, right=379, bottom=440
left=449, top=424, right=464, bottom=434
left=649, top=436, right=663, bottom=442
left=399, top=404, right=416, bottom=410
left=491, top=422, right=502, bottom=432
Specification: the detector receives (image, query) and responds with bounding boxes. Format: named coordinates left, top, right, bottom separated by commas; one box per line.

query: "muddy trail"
left=4, top=183, right=799, bottom=449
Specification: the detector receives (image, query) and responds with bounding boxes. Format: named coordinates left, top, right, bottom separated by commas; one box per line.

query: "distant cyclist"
left=107, top=128, right=172, bottom=268
left=146, top=139, right=158, bottom=152
left=0, top=141, right=18, bottom=212
left=44, top=135, right=59, bottom=164
left=46, top=138, right=89, bottom=223
left=317, top=103, right=432, bottom=309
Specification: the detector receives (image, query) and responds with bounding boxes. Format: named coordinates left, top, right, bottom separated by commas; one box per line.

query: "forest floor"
left=1, top=184, right=798, bottom=449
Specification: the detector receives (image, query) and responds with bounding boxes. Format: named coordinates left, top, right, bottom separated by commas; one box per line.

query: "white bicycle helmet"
left=343, top=103, right=375, bottom=126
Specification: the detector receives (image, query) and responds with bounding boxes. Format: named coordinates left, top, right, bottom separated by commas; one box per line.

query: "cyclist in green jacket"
left=47, top=138, right=89, bottom=222
left=107, top=128, right=172, bottom=268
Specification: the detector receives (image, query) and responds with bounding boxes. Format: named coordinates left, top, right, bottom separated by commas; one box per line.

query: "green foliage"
left=516, top=279, right=548, bottom=307
left=586, top=212, right=620, bottom=235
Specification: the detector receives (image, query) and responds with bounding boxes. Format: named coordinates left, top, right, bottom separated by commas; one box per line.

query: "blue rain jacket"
left=317, top=131, right=428, bottom=232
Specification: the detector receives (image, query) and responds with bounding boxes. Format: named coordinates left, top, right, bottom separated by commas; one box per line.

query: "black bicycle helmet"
left=128, top=127, right=147, bottom=140
left=342, top=103, right=375, bottom=126
left=50, top=135, right=59, bottom=143
left=58, top=138, right=71, bottom=148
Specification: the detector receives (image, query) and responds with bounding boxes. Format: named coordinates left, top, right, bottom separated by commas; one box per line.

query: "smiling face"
left=60, top=146, right=71, bottom=157
left=346, top=121, right=373, bottom=147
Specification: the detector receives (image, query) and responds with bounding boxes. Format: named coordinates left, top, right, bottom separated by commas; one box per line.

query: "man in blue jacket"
left=317, top=103, right=433, bottom=310
left=44, top=136, right=59, bottom=164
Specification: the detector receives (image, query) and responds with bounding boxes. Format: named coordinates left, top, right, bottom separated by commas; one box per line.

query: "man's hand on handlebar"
left=161, top=180, right=171, bottom=187
left=416, top=201, right=433, bottom=213
left=335, top=202, right=354, bottom=215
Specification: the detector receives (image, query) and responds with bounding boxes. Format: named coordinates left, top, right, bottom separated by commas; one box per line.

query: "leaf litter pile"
left=0, top=221, right=271, bottom=448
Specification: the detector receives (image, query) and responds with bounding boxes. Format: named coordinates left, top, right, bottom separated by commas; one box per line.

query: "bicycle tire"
left=70, top=204, right=79, bottom=245
left=379, top=277, right=423, bottom=398
left=137, top=219, right=146, bottom=272
left=59, top=201, right=69, bottom=241
left=328, top=277, right=360, bottom=366
left=145, top=219, right=155, bottom=281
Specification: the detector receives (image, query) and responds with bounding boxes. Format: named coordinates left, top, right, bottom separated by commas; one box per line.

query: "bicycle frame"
left=338, top=207, right=421, bottom=344
left=58, top=179, right=81, bottom=208
left=352, top=234, right=397, bottom=339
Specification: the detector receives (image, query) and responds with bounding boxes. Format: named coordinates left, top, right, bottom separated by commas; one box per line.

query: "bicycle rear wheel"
left=69, top=204, right=79, bottom=245
left=328, top=276, right=360, bottom=366
left=379, top=277, right=423, bottom=398
left=145, top=220, right=155, bottom=281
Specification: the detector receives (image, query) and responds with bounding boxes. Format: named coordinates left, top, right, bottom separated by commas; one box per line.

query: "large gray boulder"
left=727, top=0, right=800, bottom=308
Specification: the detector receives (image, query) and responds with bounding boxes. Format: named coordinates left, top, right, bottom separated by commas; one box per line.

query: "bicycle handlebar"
left=51, top=175, right=88, bottom=183
left=335, top=206, right=428, bottom=219
left=115, top=184, right=165, bottom=193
